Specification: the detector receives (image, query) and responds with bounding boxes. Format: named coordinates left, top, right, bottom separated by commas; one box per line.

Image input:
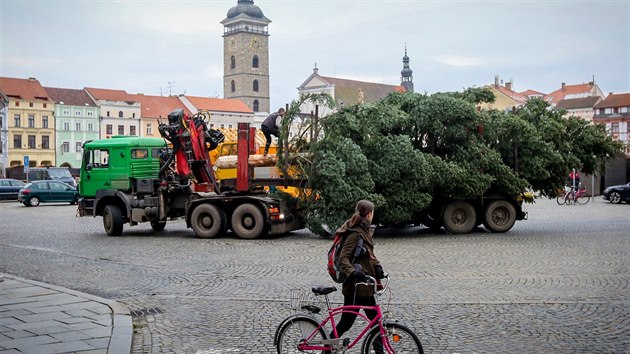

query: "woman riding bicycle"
left=325, top=199, right=387, bottom=354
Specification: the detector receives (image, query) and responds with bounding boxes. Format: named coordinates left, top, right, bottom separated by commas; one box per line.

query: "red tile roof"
left=45, top=87, right=96, bottom=107
left=85, top=87, right=135, bottom=102
left=555, top=96, right=602, bottom=110
left=131, top=94, right=193, bottom=118
left=0, top=77, right=50, bottom=101
left=594, top=93, right=630, bottom=109
left=544, top=83, right=596, bottom=105
left=185, top=96, right=253, bottom=114
left=520, top=89, right=546, bottom=97
left=493, top=85, right=528, bottom=103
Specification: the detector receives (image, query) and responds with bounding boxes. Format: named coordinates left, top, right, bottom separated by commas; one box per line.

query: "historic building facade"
left=85, top=87, right=141, bottom=139
left=221, top=0, right=271, bottom=114
left=0, top=92, right=8, bottom=176
left=0, top=77, right=55, bottom=167
left=45, top=87, right=100, bottom=168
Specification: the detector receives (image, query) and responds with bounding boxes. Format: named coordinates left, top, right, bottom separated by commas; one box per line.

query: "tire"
left=103, top=204, right=124, bottom=236
left=28, top=196, right=41, bottom=207
left=362, top=322, right=423, bottom=354
left=442, top=201, right=476, bottom=234
left=575, top=193, right=591, bottom=205
left=231, top=203, right=265, bottom=239
left=150, top=220, right=166, bottom=232
left=190, top=204, right=226, bottom=238
left=483, top=200, right=517, bottom=233
left=556, top=195, right=567, bottom=205
left=609, top=191, right=622, bottom=204
left=275, top=316, right=327, bottom=354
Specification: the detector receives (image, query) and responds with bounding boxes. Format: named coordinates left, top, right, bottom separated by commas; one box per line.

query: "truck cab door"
left=80, top=149, right=111, bottom=197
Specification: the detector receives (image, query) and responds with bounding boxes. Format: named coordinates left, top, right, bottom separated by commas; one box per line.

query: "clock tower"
left=221, top=0, right=271, bottom=113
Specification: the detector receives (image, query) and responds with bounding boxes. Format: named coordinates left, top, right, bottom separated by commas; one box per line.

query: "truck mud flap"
left=77, top=198, right=94, bottom=217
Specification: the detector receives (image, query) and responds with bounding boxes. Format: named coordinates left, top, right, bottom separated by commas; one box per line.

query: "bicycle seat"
left=312, top=286, right=337, bottom=295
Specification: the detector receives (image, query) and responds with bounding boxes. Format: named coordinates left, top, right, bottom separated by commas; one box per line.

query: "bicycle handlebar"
left=355, top=274, right=390, bottom=295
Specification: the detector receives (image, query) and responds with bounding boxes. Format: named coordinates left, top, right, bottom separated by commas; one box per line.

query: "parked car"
left=0, top=179, right=26, bottom=200
left=602, top=182, right=630, bottom=204
left=18, top=180, right=79, bottom=207
left=26, top=167, right=77, bottom=188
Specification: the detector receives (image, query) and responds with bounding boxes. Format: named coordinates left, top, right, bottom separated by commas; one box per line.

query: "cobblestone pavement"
left=0, top=198, right=628, bottom=353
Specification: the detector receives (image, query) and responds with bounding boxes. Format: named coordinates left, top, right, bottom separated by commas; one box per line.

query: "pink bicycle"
left=274, top=275, right=423, bottom=353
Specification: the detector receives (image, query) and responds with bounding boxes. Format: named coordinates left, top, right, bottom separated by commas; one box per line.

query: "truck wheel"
left=483, top=200, right=516, bottom=233
left=443, top=201, right=476, bottom=234
left=103, top=205, right=124, bottom=236
left=231, top=203, right=265, bottom=239
left=150, top=221, right=166, bottom=232
left=191, top=204, right=226, bottom=238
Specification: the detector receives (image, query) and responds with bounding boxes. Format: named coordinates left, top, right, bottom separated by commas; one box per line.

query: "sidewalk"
left=0, top=273, right=132, bottom=354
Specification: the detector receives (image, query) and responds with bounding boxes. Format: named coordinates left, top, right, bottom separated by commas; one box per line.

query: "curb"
left=1, top=273, right=132, bottom=354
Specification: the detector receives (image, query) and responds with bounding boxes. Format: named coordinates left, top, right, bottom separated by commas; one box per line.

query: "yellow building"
left=0, top=77, right=55, bottom=167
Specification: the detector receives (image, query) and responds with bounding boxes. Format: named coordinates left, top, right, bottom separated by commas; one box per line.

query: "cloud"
left=435, top=55, right=486, bottom=67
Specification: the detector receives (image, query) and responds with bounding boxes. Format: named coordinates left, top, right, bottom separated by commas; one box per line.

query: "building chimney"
left=28, top=77, right=37, bottom=82
left=506, top=81, right=513, bottom=91
left=313, top=62, right=319, bottom=75
left=561, top=82, right=566, bottom=91
left=609, top=92, right=614, bottom=97
left=494, top=75, right=499, bottom=86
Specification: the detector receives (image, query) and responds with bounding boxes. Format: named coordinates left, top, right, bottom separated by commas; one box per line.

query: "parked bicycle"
left=274, top=275, right=423, bottom=353
left=556, top=183, right=591, bottom=205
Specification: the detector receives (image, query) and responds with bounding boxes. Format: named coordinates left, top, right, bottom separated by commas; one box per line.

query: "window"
left=88, top=123, right=93, bottom=131
left=228, top=124, right=233, bottom=129
left=42, top=136, right=49, bottom=149
left=252, top=55, right=259, bottom=68
left=62, top=142, right=70, bottom=153
left=28, top=115, right=35, bottom=128
left=611, top=122, right=620, bottom=133
left=118, top=111, right=123, bottom=118
left=253, top=100, right=259, bottom=112
left=13, top=135, right=21, bottom=149
left=132, top=113, right=136, bottom=118
left=118, top=125, right=124, bottom=135
left=43, top=103, right=47, bottom=108
left=130, top=126, right=136, bottom=136
left=106, top=125, right=113, bottom=135
left=231, top=80, right=236, bottom=92
left=131, top=149, right=148, bottom=159
left=146, top=123, right=153, bottom=135
left=107, top=111, right=110, bottom=117
left=42, top=116, right=48, bottom=128
left=63, top=110, right=70, bottom=115
left=613, top=107, right=619, bottom=113
left=87, top=111, right=93, bottom=116
left=621, top=107, right=628, bottom=113
left=76, top=122, right=82, bottom=131
left=29, top=102, right=33, bottom=107
left=28, top=135, right=36, bottom=149
left=14, top=114, right=21, bottom=127
left=15, top=101, right=19, bottom=107
left=253, top=80, right=259, bottom=92
left=76, top=142, right=82, bottom=152
left=75, top=111, right=82, bottom=116
left=221, top=124, right=225, bottom=129
left=64, top=122, right=70, bottom=130
left=88, top=149, right=110, bottom=167
left=230, top=55, right=236, bottom=69
left=605, top=108, right=612, bottom=114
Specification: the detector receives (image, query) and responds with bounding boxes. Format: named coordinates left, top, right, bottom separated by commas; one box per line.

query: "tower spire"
left=401, top=44, right=414, bottom=93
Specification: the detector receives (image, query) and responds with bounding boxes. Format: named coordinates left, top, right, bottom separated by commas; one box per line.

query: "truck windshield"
left=47, top=168, right=72, bottom=179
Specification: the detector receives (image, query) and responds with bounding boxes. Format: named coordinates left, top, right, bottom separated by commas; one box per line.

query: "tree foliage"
left=284, top=89, right=622, bottom=232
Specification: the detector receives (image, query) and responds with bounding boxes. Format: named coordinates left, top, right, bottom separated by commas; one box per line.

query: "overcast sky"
left=1, top=0, right=628, bottom=111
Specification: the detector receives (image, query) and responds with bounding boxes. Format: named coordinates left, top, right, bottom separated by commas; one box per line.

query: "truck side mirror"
left=86, top=164, right=93, bottom=172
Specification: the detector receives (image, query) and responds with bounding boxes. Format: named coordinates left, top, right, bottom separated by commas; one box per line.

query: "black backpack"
left=327, top=233, right=364, bottom=283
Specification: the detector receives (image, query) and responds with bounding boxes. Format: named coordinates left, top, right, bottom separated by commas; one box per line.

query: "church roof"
left=222, top=0, right=270, bottom=25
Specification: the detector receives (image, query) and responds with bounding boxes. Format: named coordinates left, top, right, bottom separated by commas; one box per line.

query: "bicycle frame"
left=295, top=303, right=388, bottom=352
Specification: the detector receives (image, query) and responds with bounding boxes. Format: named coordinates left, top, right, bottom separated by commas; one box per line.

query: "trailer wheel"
left=103, top=204, right=124, bottom=236
left=231, top=203, right=265, bottom=239
left=443, top=201, right=476, bottom=234
left=483, top=200, right=516, bottom=233
left=191, top=204, right=226, bottom=238
left=150, top=221, right=166, bottom=232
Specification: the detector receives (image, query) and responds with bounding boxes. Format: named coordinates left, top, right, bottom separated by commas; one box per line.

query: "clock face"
left=228, top=38, right=237, bottom=50
left=249, top=38, right=261, bottom=50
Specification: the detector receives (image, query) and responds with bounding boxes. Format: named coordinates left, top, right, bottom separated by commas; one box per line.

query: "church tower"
left=221, top=0, right=271, bottom=113
left=401, top=45, right=414, bottom=93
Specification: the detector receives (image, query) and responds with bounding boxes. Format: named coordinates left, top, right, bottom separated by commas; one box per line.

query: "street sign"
left=23, top=155, right=29, bottom=174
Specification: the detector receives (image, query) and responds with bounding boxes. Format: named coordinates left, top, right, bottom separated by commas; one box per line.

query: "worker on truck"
left=261, top=108, right=285, bottom=156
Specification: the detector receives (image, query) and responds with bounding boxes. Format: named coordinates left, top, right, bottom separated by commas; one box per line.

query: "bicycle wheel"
left=575, top=193, right=591, bottom=205
left=362, top=322, right=423, bottom=354
left=556, top=195, right=566, bottom=205
left=276, top=316, right=327, bottom=354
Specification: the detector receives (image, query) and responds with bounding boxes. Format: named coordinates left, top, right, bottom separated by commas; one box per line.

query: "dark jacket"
left=262, top=112, right=281, bottom=136
left=336, top=217, right=380, bottom=298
